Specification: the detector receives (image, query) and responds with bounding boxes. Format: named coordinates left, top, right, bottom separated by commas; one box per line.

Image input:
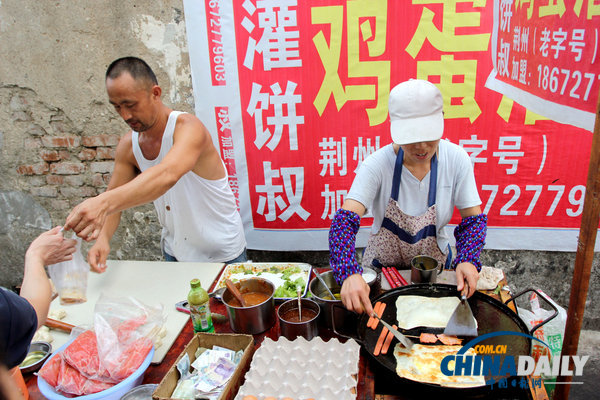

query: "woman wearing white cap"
left=328, top=79, right=487, bottom=316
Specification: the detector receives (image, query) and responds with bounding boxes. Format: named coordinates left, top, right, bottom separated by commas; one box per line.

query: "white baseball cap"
left=389, top=79, right=444, bottom=145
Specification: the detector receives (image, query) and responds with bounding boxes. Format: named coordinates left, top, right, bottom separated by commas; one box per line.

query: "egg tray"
left=234, top=336, right=360, bottom=400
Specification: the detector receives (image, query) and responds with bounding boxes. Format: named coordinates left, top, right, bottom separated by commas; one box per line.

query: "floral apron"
left=362, top=148, right=450, bottom=269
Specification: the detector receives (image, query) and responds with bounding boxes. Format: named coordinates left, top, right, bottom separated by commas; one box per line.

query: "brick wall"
left=16, top=133, right=118, bottom=213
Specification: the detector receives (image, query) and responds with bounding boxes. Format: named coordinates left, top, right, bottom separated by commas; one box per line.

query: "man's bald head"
left=105, top=57, right=158, bottom=90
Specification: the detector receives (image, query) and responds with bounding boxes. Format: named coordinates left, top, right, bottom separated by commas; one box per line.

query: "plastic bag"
left=517, top=289, right=567, bottom=396
left=47, top=238, right=88, bottom=305
left=39, top=326, right=116, bottom=396
left=92, top=295, right=165, bottom=382
left=39, top=297, right=164, bottom=396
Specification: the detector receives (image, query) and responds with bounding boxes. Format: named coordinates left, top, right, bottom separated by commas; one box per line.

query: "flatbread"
left=394, top=344, right=486, bottom=387
left=395, top=295, right=477, bottom=330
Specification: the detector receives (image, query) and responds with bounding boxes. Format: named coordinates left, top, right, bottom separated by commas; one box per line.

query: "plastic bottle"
left=187, top=279, right=214, bottom=333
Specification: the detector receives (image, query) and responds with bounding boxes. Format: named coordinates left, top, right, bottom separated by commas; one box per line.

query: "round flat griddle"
left=340, top=284, right=534, bottom=393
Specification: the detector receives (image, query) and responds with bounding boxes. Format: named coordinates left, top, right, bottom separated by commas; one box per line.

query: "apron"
left=362, top=147, right=450, bottom=269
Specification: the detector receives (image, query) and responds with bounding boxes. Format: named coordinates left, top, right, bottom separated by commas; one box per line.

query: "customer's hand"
left=340, top=274, right=373, bottom=316
left=25, top=226, right=77, bottom=266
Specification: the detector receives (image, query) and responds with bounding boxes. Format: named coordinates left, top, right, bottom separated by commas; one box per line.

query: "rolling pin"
left=45, top=318, right=75, bottom=333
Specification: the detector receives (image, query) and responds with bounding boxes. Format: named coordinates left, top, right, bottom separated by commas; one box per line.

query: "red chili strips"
left=373, top=326, right=389, bottom=356
left=367, top=302, right=387, bottom=330
left=381, top=324, right=399, bottom=355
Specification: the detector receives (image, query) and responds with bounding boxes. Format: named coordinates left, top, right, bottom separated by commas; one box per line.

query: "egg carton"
left=234, top=336, right=360, bottom=400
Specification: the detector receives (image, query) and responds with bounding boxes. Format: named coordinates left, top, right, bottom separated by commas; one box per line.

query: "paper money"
left=195, top=357, right=236, bottom=393
left=191, top=347, right=236, bottom=370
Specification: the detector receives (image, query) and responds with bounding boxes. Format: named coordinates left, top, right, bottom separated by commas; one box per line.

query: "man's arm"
left=65, top=114, right=212, bottom=240
left=85, top=135, right=139, bottom=270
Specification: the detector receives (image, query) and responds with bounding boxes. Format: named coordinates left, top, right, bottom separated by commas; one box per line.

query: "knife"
left=373, top=311, right=414, bottom=350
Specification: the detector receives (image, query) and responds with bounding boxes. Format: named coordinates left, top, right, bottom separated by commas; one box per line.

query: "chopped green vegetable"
left=493, top=284, right=502, bottom=295
left=274, top=277, right=306, bottom=298
left=281, top=266, right=302, bottom=279
left=223, top=264, right=309, bottom=298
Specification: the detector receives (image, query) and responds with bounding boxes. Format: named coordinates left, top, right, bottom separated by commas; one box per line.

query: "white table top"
left=48, top=260, right=224, bottom=364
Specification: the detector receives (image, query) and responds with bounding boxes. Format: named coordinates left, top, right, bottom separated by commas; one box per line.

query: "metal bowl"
left=120, top=383, right=158, bottom=400
left=309, top=270, right=343, bottom=329
left=362, top=266, right=381, bottom=297
left=19, top=341, right=52, bottom=374
left=222, top=277, right=276, bottom=334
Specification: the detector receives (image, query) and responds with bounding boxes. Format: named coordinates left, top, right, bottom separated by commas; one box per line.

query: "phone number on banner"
left=481, top=184, right=586, bottom=218
left=536, top=66, right=600, bottom=101
left=205, top=0, right=226, bottom=86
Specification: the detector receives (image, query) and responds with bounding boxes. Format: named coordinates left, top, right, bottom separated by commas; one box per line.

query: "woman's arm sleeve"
left=329, top=209, right=362, bottom=285
left=451, top=213, right=487, bottom=271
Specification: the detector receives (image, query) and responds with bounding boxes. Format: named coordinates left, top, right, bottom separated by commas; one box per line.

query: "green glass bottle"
left=187, top=279, right=214, bottom=333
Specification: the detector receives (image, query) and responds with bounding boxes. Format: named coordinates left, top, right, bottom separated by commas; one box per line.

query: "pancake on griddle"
left=393, top=343, right=486, bottom=387
left=395, top=295, right=477, bottom=330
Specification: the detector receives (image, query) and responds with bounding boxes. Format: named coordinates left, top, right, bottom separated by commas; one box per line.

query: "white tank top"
left=131, top=111, right=246, bottom=262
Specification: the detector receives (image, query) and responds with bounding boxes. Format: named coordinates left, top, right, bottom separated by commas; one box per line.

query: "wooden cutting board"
left=47, top=260, right=224, bottom=364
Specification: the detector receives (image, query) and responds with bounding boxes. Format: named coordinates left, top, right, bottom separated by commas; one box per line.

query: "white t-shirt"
left=347, top=140, right=481, bottom=252
left=132, top=111, right=246, bottom=262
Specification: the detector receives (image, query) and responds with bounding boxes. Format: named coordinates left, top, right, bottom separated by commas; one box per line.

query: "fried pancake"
left=393, top=344, right=486, bottom=387
left=395, top=295, right=477, bottom=329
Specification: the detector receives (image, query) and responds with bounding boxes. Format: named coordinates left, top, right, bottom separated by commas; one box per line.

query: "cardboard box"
left=153, top=332, right=255, bottom=400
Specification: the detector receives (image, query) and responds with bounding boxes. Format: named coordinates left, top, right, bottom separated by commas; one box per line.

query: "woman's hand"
left=340, top=274, right=373, bottom=316
left=455, top=262, right=479, bottom=298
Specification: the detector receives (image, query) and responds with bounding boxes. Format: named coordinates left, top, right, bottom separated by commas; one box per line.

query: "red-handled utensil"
left=381, top=268, right=397, bottom=288
left=45, top=318, right=75, bottom=333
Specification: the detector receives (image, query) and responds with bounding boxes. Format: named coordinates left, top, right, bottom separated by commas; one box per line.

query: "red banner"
left=486, top=0, right=600, bottom=130
left=184, top=0, right=600, bottom=250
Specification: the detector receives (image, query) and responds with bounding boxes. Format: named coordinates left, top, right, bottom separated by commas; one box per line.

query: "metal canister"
left=278, top=298, right=321, bottom=340
left=308, top=270, right=346, bottom=330
left=222, top=277, right=276, bottom=334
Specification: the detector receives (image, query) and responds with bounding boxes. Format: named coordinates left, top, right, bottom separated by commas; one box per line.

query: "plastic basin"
left=38, top=339, right=154, bottom=400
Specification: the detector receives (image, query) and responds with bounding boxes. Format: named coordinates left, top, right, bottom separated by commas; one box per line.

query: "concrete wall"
left=0, top=1, right=598, bottom=329
left=0, top=0, right=191, bottom=288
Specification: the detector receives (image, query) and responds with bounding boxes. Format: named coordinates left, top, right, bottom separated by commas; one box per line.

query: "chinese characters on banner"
left=486, top=0, right=600, bottom=130
left=183, top=0, right=600, bottom=251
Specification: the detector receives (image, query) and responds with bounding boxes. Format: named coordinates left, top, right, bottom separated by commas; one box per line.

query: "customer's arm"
left=20, top=227, right=77, bottom=328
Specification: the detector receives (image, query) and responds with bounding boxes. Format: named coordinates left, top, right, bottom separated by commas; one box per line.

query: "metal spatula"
left=444, top=282, right=477, bottom=337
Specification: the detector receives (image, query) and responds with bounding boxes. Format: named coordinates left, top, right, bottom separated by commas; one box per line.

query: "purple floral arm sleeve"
left=329, top=209, right=362, bottom=285
left=452, top=213, right=487, bottom=272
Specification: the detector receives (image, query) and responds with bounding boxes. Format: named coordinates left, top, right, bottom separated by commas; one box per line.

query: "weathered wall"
left=0, top=1, right=192, bottom=288
left=0, top=1, right=598, bottom=329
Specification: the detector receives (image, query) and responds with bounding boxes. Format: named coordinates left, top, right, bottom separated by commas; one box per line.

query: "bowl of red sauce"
left=277, top=298, right=320, bottom=340
left=222, top=277, right=276, bottom=334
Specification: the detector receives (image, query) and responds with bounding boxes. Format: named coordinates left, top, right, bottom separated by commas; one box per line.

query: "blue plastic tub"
left=38, top=339, right=154, bottom=400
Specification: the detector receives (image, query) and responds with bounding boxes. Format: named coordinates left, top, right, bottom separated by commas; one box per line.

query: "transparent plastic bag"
left=92, top=295, right=165, bottom=382
left=47, top=238, right=88, bottom=305
left=517, top=289, right=567, bottom=396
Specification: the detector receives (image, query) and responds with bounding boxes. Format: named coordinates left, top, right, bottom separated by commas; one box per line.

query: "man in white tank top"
left=64, top=57, right=246, bottom=271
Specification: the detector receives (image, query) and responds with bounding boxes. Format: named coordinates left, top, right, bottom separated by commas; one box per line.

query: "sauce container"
left=222, top=277, right=276, bottom=334
left=308, top=270, right=347, bottom=330
left=19, top=341, right=52, bottom=374
left=277, top=298, right=320, bottom=340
